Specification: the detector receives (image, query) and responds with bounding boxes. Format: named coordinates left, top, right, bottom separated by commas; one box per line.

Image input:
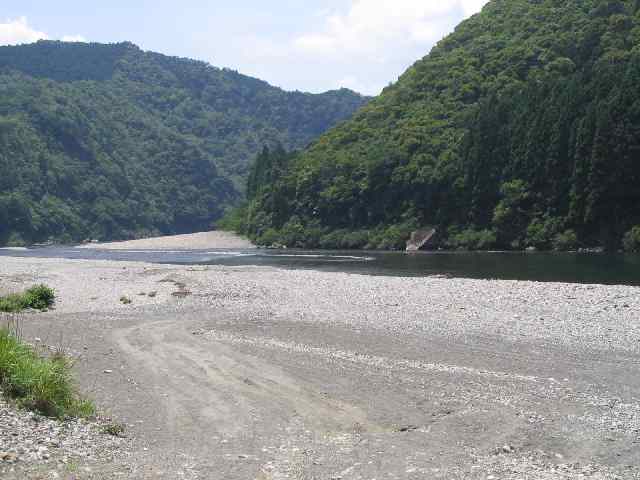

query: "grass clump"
left=0, top=328, right=94, bottom=419
left=0, top=284, right=55, bottom=313
left=101, top=421, right=126, bottom=437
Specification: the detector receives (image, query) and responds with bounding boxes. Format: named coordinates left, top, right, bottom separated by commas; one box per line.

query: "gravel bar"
left=0, top=256, right=638, bottom=479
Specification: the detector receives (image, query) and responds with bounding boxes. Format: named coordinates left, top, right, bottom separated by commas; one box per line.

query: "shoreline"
left=0, top=255, right=639, bottom=348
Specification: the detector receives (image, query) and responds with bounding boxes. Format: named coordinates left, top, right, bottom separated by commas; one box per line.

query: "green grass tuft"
left=0, top=329, right=94, bottom=418
left=101, top=421, right=126, bottom=437
left=0, top=285, right=56, bottom=313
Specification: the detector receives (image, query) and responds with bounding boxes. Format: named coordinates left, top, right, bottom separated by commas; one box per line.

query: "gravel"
left=0, top=256, right=639, bottom=478
left=1, top=257, right=638, bottom=354
left=0, top=393, right=129, bottom=479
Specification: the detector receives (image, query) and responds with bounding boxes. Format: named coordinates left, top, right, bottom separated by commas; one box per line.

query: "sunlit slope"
left=243, top=0, right=640, bottom=251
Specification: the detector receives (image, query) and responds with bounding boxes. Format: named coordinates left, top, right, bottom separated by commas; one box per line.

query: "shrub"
left=279, top=217, right=306, bottom=247
left=101, top=422, right=126, bottom=437
left=448, top=228, right=497, bottom=250
left=493, top=179, right=531, bottom=246
left=0, top=295, right=22, bottom=313
left=300, top=224, right=325, bottom=249
left=553, top=229, right=579, bottom=251
left=318, top=229, right=344, bottom=249
left=368, top=222, right=418, bottom=250
left=256, top=228, right=281, bottom=247
left=0, top=285, right=55, bottom=313
left=525, top=217, right=562, bottom=250
left=340, top=230, right=370, bottom=249
left=22, top=285, right=55, bottom=311
left=375, top=226, right=405, bottom=250
left=320, top=229, right=369, bottom=249
left=215, top=204, right=248, bottom=233
left=0, top=329, right=94, bottom=418
left=6, top=232, right=26, bottom=248
left=623, top=226, right=640, bottom=252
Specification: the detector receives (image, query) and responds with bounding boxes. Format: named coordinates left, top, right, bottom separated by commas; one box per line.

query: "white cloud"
left=461, top=0, right=489, bottom=16
left=292, top=0, right=488, bottom=60
left=0, top=17, right=86, bottom=46
left=0, top=17, right=48, bottom=46
left=338, top=74, right=387, bottom=97
left=238, top=0, right=489, bottom=95
left=294, top=2, right=452, bottom=59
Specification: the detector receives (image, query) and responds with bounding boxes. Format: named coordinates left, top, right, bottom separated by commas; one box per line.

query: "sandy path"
left=1, top=257, right=639, bottom=479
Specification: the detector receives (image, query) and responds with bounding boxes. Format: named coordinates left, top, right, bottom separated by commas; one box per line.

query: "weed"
left=0, top=326, right=94, bottom=419
left=119, top=296, right=132, bottom=305
left=101, top=421, right=126, bottom=437
left=1, top=313, right=24, bottom=340
left=66, top=460, right=80, bottom=473
left=0, top=285, right=55, bottom=313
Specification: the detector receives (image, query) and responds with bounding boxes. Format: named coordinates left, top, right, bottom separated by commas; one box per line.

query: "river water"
left=1, top=246, right=640, bottom=286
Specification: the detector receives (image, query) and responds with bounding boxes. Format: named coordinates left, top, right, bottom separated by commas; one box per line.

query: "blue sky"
left=1, top=1, right=488, bottom=95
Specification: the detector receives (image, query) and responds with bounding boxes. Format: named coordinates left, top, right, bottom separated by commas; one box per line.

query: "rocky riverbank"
left=0, top=256, right=638, bottom=479
left=0, top=393, right=129, bottom=479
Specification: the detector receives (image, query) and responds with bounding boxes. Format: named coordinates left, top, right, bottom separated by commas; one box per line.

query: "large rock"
left=406, top=228, right=438, bottom=252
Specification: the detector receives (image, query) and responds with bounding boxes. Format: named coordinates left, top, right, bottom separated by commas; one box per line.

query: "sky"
left=0, top=1, right=489, bottom=95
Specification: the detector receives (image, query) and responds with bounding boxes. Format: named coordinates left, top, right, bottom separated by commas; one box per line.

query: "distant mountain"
left=238, top=0, right=640, bottom=251
left=0, top=40, right=368, bottom=245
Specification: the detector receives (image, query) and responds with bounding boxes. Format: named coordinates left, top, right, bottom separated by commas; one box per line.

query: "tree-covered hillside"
left=0, top=41, right=367, bottom=245
left=237, top=0, right=640, bottom=251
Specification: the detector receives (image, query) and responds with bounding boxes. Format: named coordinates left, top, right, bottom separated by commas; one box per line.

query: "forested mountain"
left=0, top=41, right=367, bottom=245
left=236, top=0, right=640, bottom=252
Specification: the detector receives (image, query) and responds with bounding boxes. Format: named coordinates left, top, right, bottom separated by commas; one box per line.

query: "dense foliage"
left=236, top=0, right=640, bottom=251
left=0, top=41, right=367, bottom=245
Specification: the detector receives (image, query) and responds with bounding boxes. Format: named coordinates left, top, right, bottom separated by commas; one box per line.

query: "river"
left=1, top=246, right=640, bottom=286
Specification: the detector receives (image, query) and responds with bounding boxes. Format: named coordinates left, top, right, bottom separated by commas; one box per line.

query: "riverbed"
left=0, top=254, right=639, bottom=478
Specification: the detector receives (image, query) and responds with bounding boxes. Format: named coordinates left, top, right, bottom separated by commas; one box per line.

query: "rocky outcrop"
left=406, top=228, right=438, bottom=252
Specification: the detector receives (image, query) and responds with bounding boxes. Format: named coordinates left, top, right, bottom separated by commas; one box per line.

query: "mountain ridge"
left=0, top=40, right=368, bottom=246
left=235, top=0, right=640, bottom=252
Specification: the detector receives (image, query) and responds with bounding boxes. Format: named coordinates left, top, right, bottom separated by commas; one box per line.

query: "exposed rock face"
left=406, top=228, right=438, bottom=252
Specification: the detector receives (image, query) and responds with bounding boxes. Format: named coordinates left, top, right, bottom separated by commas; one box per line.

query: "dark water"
left=1, top=246, right=640, bottom=286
